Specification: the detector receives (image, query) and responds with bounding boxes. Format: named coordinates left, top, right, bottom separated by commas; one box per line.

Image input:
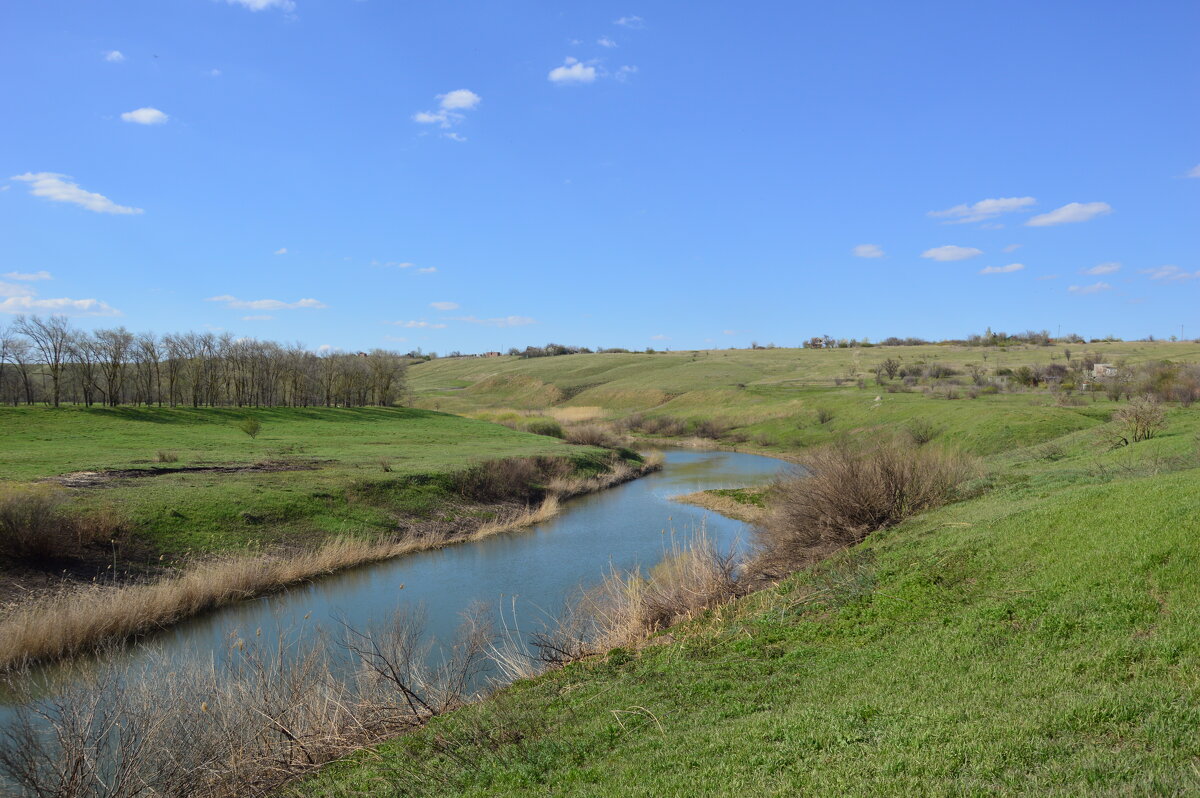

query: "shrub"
left=906, top=418, right=941, bottom=446
left=815, top=408, right=835, bottom=425
left=524, top=418, right=564, bottom=438
left=451, top=457, right=573, bottom=503
left=563, top=424, right=622, bottom=448
left=378, top=457, right=393, bottom=472
left=0, top=486, right=74, bottom=562
left=155, top=450, right=178, bottom=464
left=1114, top=395, right=1167, bottom=443
left=237, top=416, right=262, bottom=439
left=691, top=418, right=731, bottom=439
left=752, top=440, right=975, bottom=581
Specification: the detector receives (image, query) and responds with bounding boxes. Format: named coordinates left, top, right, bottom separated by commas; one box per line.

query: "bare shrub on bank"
left=1114, top=394, right=1167, bottom=443
left=752, top=439, right=975, bottom=582
left=0, top=485, right=74, bottom=562
left=562, top=423, right=623, bottom=449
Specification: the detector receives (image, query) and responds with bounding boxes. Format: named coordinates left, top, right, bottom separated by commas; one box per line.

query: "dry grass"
left=549, top=406, right=605, bottom=423
left=562, top=423, right=626, bottom=449
left=671, top=490, right=765, bottom=524
left=751, top=439, right=976, bottom=582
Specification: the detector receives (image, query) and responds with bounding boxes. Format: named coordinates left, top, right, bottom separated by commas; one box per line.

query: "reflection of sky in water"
left=2, top=450, right=784, bottom=717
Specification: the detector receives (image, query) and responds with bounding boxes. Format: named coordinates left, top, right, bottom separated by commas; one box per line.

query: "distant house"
left=483, top=351, right=502, bottom=358
left=1093, top=363, right=1118, bottom=378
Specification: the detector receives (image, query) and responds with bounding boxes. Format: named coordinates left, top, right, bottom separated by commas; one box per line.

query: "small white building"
left=1093, top=363, right=1118, bottom=378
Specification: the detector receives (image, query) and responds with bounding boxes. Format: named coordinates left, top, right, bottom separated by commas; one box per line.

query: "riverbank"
left=294, top=385, right=1200, bottom=796
left=0, top=446, right=659, bottom=671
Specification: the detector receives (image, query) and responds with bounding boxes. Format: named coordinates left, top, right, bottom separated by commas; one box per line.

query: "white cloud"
left=209, top=68, right=222, bottom=77
left=105, top=50, right=125, bottom=63
left=615, top=65, right=638, bottom=81
left=120, top=107, right=169, bottom=125
left=1067, top=282, right=1112, bottom=295
left=852, top=244, right=884, bottom=258
left=1082, top=262, right=1120, bottom=275
left=430, top=301, right=459, bottom=311
left=1037, top=274, right=1059, bottom=281
left=413, top=89, right=481, bottom=130
left=416, top=266, right=437, bottom=274
left=0, top=296, right=120, bottom=316
left=1002, top=243, right=1022, bottom=253
left=1026, top=201, right=1112, bottom=227
left=10, top=172, right=143, bottom=215
left=979, top=263, right=1025, bottom=274
left=614, top=15, right=644, bottom=28
left=241, top=315, right=274, bottom=321
left=226, top=0, right=295, bottom=11
left=439, top=89, right=481, bottom=110
left=1187, top=164, right=1200, bottom=178
left=3, top=270, right=52, bottom=281
left=443, top=132, right=467, bottom=143
left=451, top=315, right=536, bottom=328
left=549, top=57, right=597, bottom=84
left=372, top=260, right=414, bottom=269
left=389, top=320, right=447, bottom=329
left=0, top=282, right=34, bottom=298
left=1141, top=265, right=1200, bottom=281
left=650, top=334, right=669, bottom=341
left=929, top=197, right=1036, bottom=224
left=206, top=295, right=326, bottom=310
left=597, top=37, right=618, bottom=47
left=921, top=245, right=983, bottom=262
left=316, top=344, right=335, bottom=353
left=274, top=247, right=288, bottom=255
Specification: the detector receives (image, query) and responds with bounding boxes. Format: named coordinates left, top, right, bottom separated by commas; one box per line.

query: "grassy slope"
left=300, top=348, right=1200, bottom=796
left=0, top=406, right=584, bottom=555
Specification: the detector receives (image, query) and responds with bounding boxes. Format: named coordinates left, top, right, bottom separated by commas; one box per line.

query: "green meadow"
left=0, top=406, right=584, bottom=556
left=296, top=344, right=1200, bottom=796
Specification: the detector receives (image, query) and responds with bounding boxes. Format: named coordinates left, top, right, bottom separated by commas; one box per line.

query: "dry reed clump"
left=562, top=423, right=625, bottom=449
left=751, top=439, right=976, bottom=582
left=450, top=456, right=574, bottom=503
left=0, top=608, right=492, bottom=798
left=0, top=485, right=72, bottom=562
left=520, top=534, right=740, bottom=669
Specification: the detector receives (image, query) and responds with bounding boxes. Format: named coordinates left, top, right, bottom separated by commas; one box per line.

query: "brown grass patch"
left=671, top=490, right=765, bottom=524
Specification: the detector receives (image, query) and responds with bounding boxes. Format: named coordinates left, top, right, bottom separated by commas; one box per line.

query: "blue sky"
left=2, top=0, right=1197, bottom=352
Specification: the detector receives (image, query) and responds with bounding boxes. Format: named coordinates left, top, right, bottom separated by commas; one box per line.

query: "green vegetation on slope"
left=298, top=353, right=1200, bottom=796
left=0, top=406, right=591, bottom=557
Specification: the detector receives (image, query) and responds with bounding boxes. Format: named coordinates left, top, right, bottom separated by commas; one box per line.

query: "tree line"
left=0, top=315, right=407, bottom=408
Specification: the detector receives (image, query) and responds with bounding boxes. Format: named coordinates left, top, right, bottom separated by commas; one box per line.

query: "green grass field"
left=295, top=346, right=1200, bottom=796
left=0, top=406, right=586, bottom=557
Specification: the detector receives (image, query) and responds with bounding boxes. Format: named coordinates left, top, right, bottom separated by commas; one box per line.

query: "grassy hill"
left=295, top=345, right=1200, bottom=796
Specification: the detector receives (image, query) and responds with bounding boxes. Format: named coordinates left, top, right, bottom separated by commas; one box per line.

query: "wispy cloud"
left=852, top=244, right=884, bottom=258
left=430, top=301, right=459, bottom=311
left=1187, top=164, right=1200, bottom=178
left=979, top=263, right=1025, bottom=274
left=274, top=247, right=288, bottom=255
left=0, top=282, right=34, bottom=298
left=1141, top=265, right=1200, bottom=281
left=1, top=296, right=121, bottom=316
left=206, top=295, right=326, bottom=310
left=416, top=266, right=437, bottom=274
left=10, top=173, right=143, bottom=215
left=1002, top=243, right=1022, bottom=253
left=121, top=107, right=168, bottom=125
left=597, top=36, right=618, bottom=47
left=650, top=334, right=669, bottom=341
left=614, top=15, right=644, bottom=28
left=549, top=57, right=598, bottom=84
left=929, top=197, right=1035, bottom=224
left=1067, top=282, right=1111, bottom=295
left=104, top=50, right=125, bottom=63
left=241, top=315, right=274, bottom=321
left=1026, top=202, right=1112, bottom=227
left=413, top=89, right=481, bottom=131
left=451, top=315, right=536, bottom=328
left=225, top=0, right=295, bottom=11
left=3, top=270, right=52, bottom=281
left=921, top=245, right=982, bottom=262
left=389, top=320, right=447, bottom=329
left=372, top=260, right=414, bottom=269
left=1082, top=262, right=1120, bottom=275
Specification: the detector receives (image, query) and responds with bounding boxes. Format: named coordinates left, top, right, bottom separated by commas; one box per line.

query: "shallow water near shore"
left=0, top=449, right=785, bottom=721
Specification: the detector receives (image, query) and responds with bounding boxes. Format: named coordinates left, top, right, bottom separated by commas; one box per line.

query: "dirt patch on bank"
left=45, top=459, right=331, bottom=488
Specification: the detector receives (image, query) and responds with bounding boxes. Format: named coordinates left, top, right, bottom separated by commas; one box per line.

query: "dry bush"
left=626, top=415, right=689, bottom=437
left=0, top=485, right=75, bottom=562
left=690, top=418, right=731, bottom=440
left=523, top=418, right=564, bottom=438
left=751, top=439, right=975, bottom=582
left=905, top=418, right=941, bottom=446
left=815, top=408, right=835, bottom=425
left=0, top=608, right=492, bottom=798
left=1114, top=394, right=1167, bottom=443
left=378, top=457, right=393, bottom=472
left=562, top=424, right=622, bottom=449
left=155, top=450, right=179, bottom=463
left=450, top=457, right=573, bottom=503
